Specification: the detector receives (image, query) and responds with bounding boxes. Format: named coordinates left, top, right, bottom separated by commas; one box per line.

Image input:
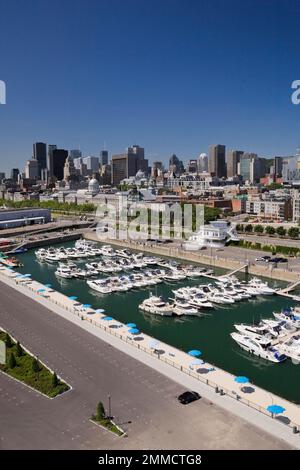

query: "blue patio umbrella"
left=44, top=284, right=52, bottom=288
left=82, top=304, right=92, bottom=309
left=22, top=274, right=32, bottom=277
left=37, top=288, right=46, bottom=293
left=126, top=323, right=136, bottom=328
left=188, top=349, right=202, bottom=357
left=68, top=296, right=78, bottom=301
left=267, top=405, right=286, bottom=415
left=190, top=359, right=204, bottom=366
left=149, top=339, right=160, bottom=349
left=128, top=328, right=140, bottom=334
left=234, top=376, right=249, bottom=384
left=102, top=316, right=113, bottom=321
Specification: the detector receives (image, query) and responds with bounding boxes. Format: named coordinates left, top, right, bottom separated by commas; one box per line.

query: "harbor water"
left=16, top=243, right=300, bottom=404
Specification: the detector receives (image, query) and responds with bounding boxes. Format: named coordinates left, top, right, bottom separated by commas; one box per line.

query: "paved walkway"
left=0, top=264, right=299, bottom=449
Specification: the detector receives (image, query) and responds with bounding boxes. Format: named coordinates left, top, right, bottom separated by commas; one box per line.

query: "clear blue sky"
left=1, top=0, right=300, bottom=174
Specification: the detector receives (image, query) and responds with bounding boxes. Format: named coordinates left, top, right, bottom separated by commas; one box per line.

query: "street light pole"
left=108, top=394, right=112, bottom=419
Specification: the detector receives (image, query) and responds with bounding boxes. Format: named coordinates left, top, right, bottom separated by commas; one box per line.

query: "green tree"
left=52, top=372, right=58, bottom=388
left=244, top=224, right=253, bottom=232
left=204, top=206, right=221, bottom=224
left=32, top=357, right=41, bottom=374
left=288, top=227, right=300, bottom=238
left=15, top=341, right=23, bottom=357
left=236, top=224, right=243, bottom=232
left=5, top=333, right=13, bottom=348
left=254, top=224, right=264, bottom=233
left=96, top=401, right=105, bottom=420
left=265, top=226, right=275, bottom=235
left=276, top=226, right=286, bottom=237
left=8, top=352, right=17, bottom=369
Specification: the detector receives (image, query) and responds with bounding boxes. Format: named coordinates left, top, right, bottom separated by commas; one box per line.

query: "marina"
left=2, top=257, right=300, bottom=440
left=3, top=239, right=299, bottom=406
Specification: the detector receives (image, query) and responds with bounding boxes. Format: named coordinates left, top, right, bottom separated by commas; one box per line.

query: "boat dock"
left=277, top=280, right=300, bottom=301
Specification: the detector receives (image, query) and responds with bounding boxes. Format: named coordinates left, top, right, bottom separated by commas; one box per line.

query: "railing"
left=0, top=267, right=299, bottom=434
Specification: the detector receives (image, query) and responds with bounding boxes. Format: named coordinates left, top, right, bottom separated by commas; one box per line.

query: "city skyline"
left=1, top=0, right=300, bottom=172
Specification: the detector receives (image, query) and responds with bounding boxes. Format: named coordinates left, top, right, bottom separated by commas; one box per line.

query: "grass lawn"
left=0, top=331, right=70, bottom=398
left=91, top=416, right=124, bottom=437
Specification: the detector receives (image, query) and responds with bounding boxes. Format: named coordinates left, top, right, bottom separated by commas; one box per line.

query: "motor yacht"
left=87, top=279, right=112, bottom=294
left=230, top=332, right=287, bottom=363
left=115, top=249, right=132, bottom=259
left=139, top=295, right=173, bottom=316
left=234, top=322, right=276, bottom=340
left=143, top=256, right=158, bottom=265
left=100, top=245, right=116, bottom=257
left=248, top=278, right=275, bottom=296
left=108, top=277, right=130, bottom=292
left=183, top=265, right=206, bottom=277
left=262, top=319, right=297, bottom=337
left=277, top=335, right=300, bottom=362
left=163, top=270, right=186, bottom=282
left=170, top=299, right=201, bottom=317
left=55, top=266, right=74, bottom=279
left=273, top=309, right=300, bottom=328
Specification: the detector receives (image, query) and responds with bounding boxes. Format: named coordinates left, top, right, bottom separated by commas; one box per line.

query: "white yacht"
left=171, top=299, right=201, bottom=317
left=100, top=245, right=116, bottom=257
left=198, top=285, right=235, bottom=304
left=115, top=249, right=132, bottom=259
left=248, top=278, right=275, bottom=296
left=273, top=309, right=300, bottom=329
left=262, top=319, right=297, bottom=337
left=231, top=332, right=287, bottom=363
left=183, top=265, right=206, bottom=277
left=87, top=279, right=112, bottom=294
left=139, top=295, right=173, bottom=316
left=277, top=335, right=300, bottom=362
left=172, top=287, right=213, bottom=309
left=234, top=322, right=276, bottom=340
left=143, top=256, right=158, bottom=265
left=55, top=266, right=74, bottom=279
left=119, top=275, right=134, bottom=290
left=108, top=277, right=130, bottom=292
left=163, top=270, right=187, bottom=282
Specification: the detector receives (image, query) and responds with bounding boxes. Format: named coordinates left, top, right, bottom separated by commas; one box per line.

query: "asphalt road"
left=0, top=281, right=292, bottom=450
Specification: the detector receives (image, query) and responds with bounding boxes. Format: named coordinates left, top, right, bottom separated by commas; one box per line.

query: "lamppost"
left=108, top=394, right=112, bottom=420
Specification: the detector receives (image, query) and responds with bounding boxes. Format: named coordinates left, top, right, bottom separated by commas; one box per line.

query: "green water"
left=16, top=243, right=300, bottom=404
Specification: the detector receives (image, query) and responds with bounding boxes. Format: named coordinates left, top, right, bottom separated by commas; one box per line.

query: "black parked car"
left=177, top=391, right=201, bottom=405
left=270, top=257, right=288, bottom=263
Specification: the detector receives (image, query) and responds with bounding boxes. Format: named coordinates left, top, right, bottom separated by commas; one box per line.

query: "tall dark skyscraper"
left=10, top=168, right=19, bottom=182
left=111, top=145, right=148, bottom=186
left=52, top=148, right=68, bottom=180
left=274, top=156, right=283, bottom=177
left=100, top=150, right=108, bottom=166
left=33, top=142, right=47, bottom=177
left=227, top=150, right=243, bottom=178
left=208, top=144, right=226, bottom=178
left=47, top=144, right=57, bottom=177
left=169, top=154, right=184, bottom=174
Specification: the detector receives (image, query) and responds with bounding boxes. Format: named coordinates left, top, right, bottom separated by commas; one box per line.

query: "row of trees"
left=236, top=224, right=300, bottom=239
left=5, top=333, right=59, bottom=388
left=0, top=198, right=95, bottom=213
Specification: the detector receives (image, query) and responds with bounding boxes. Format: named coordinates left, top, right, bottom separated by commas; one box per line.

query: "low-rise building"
left=0, top=208, right=51, bottom=229
left=246, top=197, right=292, bottom=221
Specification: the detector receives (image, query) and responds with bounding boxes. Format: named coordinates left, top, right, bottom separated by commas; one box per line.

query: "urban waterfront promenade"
left=0, top=263, right=299, bottom=449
